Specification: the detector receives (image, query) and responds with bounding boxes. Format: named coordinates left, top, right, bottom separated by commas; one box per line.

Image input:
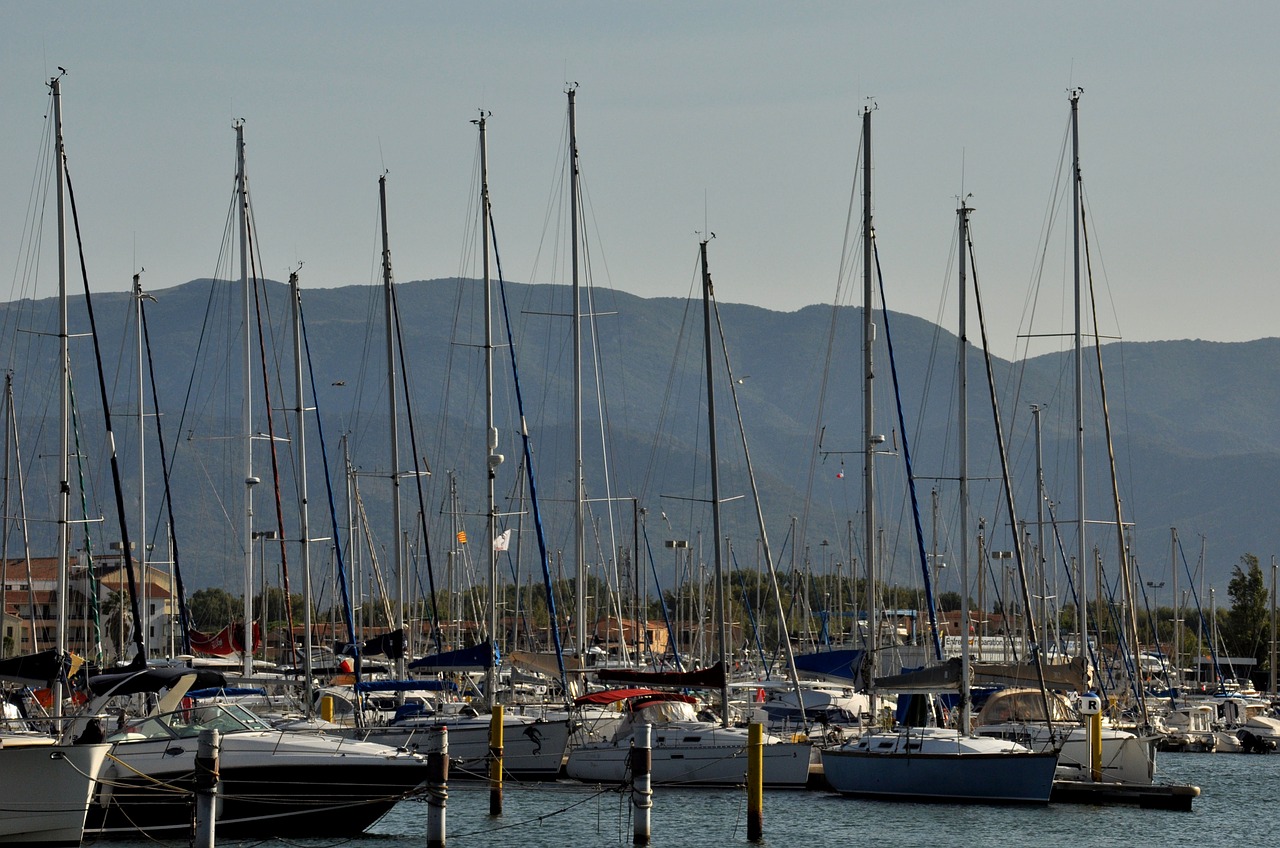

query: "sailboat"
left=314, top=117, right=571, bottom=781
left=970, top=90, right=1162, bottom=790
left=565, top=239, right=812, bottom=788
left=0, top=73, right=111, bottom=847
left=820, top=107, right=1058, bottom=804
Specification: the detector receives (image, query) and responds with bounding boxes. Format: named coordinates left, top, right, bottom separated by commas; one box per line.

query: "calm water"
left=86, top=752, right=1276, bottom=848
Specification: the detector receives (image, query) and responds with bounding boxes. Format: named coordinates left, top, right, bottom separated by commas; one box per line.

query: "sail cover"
left=596, top=660, right=726, bottom=689
left=407, top=641, right=494, bottom=672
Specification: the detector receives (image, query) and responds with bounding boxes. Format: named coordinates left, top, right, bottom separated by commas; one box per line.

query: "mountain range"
left=3, top=277, right=1275, bottom=611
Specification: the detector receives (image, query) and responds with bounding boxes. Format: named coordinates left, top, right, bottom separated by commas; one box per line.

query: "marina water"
left=93, top=752, right=1274, bottom=848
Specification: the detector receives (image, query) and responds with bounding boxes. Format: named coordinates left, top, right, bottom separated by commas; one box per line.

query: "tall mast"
left=1033, top=404, right=1048, bottom=648
left=52, top=75, right=69, bottom=713
left=0, top=375, right=11, bottom=662
left=236, top=121, right=256, bottom=679
left=477, top=112, right=502, bottom=709
left=378, top=175, right=407, bottom=681
left=289, top=270, right=315, bottom=714
left=957, top=200, right=973, bottom=733
left=134, top=272, right=149, bottom=657
left=1070, top=90, right=1087, bottom=665
left=1170, top=527, right=1180, bottom=699
left=861, top=105, right=877, bottom=711
left=699, top=240, right=730, bottom=727
left=568, top=86, right=587, bottom=658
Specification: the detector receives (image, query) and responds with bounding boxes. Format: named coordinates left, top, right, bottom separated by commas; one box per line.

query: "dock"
left=1051, top=778, right=1200, bottom=811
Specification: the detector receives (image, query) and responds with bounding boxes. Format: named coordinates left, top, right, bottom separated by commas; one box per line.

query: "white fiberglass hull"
left=566, top=722, right=811, bottom=787
left=978, top=723, right=1157, bottom=784
left=344, top=715, right=571, bottom=779
left=0, top=740, right=109, bottom=846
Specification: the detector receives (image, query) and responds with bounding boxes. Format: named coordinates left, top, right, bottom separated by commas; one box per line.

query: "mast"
left=860, top=104, right=878, bottom=712
left=957, top=199, right=973, bottom=733
left=1070, top=89, right=1088, bottom=666
left=237, top=121, right=256, bottom=679
left=378, top=174, right=407, bottom=681
left=289, top=270, right=315, bottom=714
left=0, top=375, right=11, bottom=662
left=1033, top=404, right=1048, bottom=652
left=134, top=272, right=149, bottom=657
left=477, top=111, right=502, bottom=709
left=53, top=75, right=69, bottom=713
left=1171, top=527, right=1179, bottom=698
left=699, top=239, right=731, bottom=727
left=1271, top=554, right=1277, bottom=700
left=568, top=86, right=587, bottom=658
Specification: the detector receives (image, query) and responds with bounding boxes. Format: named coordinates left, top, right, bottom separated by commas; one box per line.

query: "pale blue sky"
left=2, top=2, right=1275, bottom=345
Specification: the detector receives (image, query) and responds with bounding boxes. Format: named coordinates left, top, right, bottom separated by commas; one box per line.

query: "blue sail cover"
left=792, top=648, right=865, bottom=684
left=407, top=642, right=495, bottom=672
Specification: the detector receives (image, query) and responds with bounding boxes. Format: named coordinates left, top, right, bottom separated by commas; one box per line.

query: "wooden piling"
left=194, top=728, right=220, bottom=848
left=426, top=725, right=448, bottom=848
left=632, top=722, right=652, bottom=845
left=489, top=704, right=503, bottom=816
left=747, top=722, right=763, bottom=841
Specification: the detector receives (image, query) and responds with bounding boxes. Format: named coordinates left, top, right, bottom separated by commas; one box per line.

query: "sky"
left=2, top=1, right=1276, bottom=347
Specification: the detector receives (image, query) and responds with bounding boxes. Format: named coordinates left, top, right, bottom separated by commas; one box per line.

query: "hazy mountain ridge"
left=3, top=277, right=1274, bottom=597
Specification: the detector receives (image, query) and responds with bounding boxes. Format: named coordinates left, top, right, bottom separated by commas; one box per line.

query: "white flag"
left=493, top=529, right=512, bottom=552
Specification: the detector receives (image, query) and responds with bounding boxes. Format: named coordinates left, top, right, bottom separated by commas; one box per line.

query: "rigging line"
left=388, top=273, right=443, bottom=653
left=1173, top=534, right=1224, bottom=690
left=636, top=256, right=698, bottom=503
left=63, top=158, right=147, bottom=667
left=491, top=207, right=568, bottom=691
left=797, top=136, right=865, bottom=573
left=574, top=182, right=628, bottom=605
left=247, top=219, right=297, bottom=664
left=139, top=286, right=192, bottom=655
left=871, top=242, right=943, bottom=663
left=710, top=274, right=807, bottom=723
left=641, top=521, right=681, bottom=669
left=504, top=146, right=581, bottom=665
left=9, top=375, right=39, bottom=654
left=5, top=99, right=55, bottom=367
left=969, top=232, right=1055, bottom=725
left=1005, top=113, right=1075, bottom=457
left=1080, top=192, right=1148, bottom=725
left=68, top=374, right=104, bottom=663
left=156, top=198, right=237, bottom=549
left=300, top=299, right=361, bottom=685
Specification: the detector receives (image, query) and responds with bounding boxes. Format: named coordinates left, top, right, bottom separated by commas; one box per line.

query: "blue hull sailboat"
left=820, top=105, right=1057, bottom=804
left=822, top=727, right=1057, bottom=803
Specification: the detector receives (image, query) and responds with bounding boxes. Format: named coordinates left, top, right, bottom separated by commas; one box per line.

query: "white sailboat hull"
left=978, top=723, right=1157, bottom=784
left=0, top=740, right=109, bottom=846
left=566, top=722, right=811, bottom=787
left=344, top=715, right=572, bottom=779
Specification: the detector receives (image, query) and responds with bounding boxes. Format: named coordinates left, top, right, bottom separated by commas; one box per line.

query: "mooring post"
left=426, top=725, right=449, bottom=848
left=194, top=728, right=220, bottom=848
left=632, top=722, right=652, bottom=845
left=747, top=722, right=763, bottom=841
left=488, top=704, right=504, bottom=816
left=1080, top=692, right=1103, bottom=782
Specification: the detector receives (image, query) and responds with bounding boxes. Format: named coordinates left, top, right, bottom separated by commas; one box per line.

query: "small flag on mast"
left=493, top=529, right=512, bottom=552
left=456, top=530, right=468, bottom=545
